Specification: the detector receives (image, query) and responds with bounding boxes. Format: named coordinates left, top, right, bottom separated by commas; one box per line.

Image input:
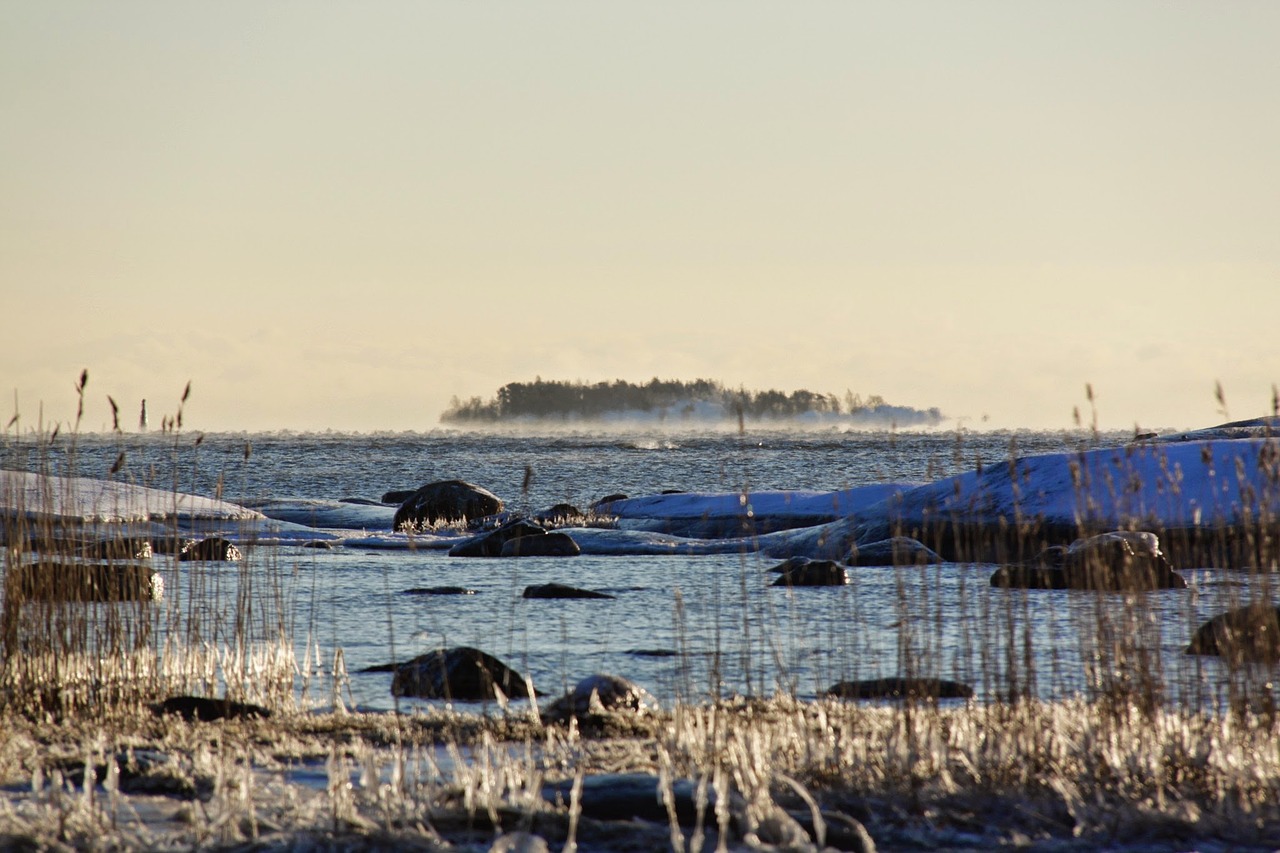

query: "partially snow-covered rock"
left=853, top=438, right=1280, bottom=562
left=1, top=469, right=262, bottom=525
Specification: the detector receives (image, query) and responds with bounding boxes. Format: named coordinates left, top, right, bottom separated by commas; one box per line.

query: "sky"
left=2, top=2, right=1277, bottom=434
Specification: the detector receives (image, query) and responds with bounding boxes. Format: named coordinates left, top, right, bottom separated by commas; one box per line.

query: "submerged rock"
left=827, top=677, right=974, bottom=701
left=390, top=647, right=536, bottom=701
left=847, top=536, right=941, bottom=567
left=402, top=586, right=477, bottom=596
left=393, top=480, right=504, bottom=531
left=771, top=559, right=848, bottom=587
left=523, top=583, right=614, bottom=600
left=1186, top=603, right=1280, bottom=665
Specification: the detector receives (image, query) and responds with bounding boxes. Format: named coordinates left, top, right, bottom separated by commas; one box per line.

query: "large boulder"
left=390, top=647, right=536, bottom=701
left=991, top=531, right=1186, bottom=591
left=393, top=480, right=504, bottom=531
left=449, top=519, right=546, bottom=557
left=1186, top=603, right=1280, bottom=665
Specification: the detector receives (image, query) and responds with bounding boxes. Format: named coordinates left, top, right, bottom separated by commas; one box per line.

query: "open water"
left=2, top=426, right=1268, bottom=712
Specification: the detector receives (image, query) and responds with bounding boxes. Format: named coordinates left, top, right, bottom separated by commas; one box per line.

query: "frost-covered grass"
left=0, top=697, right=1279, bottom=850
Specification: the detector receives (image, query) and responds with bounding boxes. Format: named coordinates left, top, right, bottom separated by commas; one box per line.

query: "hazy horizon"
left=4, top=3, right=1277, bottom=435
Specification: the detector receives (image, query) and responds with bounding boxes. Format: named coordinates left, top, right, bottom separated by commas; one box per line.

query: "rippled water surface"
left=4, top=426, right=1267, bottom=712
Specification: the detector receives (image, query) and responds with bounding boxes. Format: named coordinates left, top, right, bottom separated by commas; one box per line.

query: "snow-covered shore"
left=6, top=428, right=1277, bottom=564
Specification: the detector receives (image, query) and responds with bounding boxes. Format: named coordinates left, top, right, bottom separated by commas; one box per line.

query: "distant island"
left=441, top=378, right=945, bottom=427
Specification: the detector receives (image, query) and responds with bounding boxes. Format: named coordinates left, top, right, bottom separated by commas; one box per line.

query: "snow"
left=601, top=484, right=917, bottom=521
left=1, top=469, right=263, bottom=524
left=864, top=437, right=1280, bottom=532
left=245, top=498, right=396, bottom=530
left=7, top=436, right=1274, bottom=560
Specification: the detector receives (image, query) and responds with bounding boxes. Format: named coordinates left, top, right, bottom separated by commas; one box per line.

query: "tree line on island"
left=441, top=378, right=944, bottom=426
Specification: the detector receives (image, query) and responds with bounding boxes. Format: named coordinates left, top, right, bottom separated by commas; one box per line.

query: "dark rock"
left=381, top=489, right=417, bottom=505
left=392, top=480, right=504, bottom=531
left=827, top=677, right=974, bottom=701
left=300, top=539, right=337, bottom=550
left=81, top=537, right=153, bottom=560
left=992, top=531, right=1186, bottom=591
left=338, top=497, right=383, bottom=506
left=767, top=556, right=813, bottom=574
left=466, top=510, right=518, bottom=531
left=357, top=662, right=399, bottom=673
left=542, top=774, right=716, bottom=825
left=543, top=674, right=655, bottom=722
left=448, top=519, right=546, bottom=557
left=501, top=532, right=581, bottom=557
left=8, top=560, right=162, bottom=602
left=626, top=648, right=681, bottom=657
left=403, top=586, right=477, bottom=596
left=153, top=695, right=271, bottom=722
left=660, top=489, right=686, bottom=494
left=150, top=536, right=197, bottom=556
left=180, top=537, right=241, bottom=562
left=1062, top=531, right=1184, bottom=589
left=771, top=559, right=848, bottom=587
left=532, top=503, right=582, bottom=525
left=390, top=647, right=536, bottom=701
left=523, top=583, right=614, bottom=600
left=989, top=564, right=1068, bottom=589
left=592, top=493, right=628, bottom=507
left=847, top=536, right=941, bottom=567
left=1186, top=603, right=1280, bottom=665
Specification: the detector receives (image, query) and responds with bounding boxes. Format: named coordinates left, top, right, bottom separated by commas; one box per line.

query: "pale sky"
left=3, top=2, right=1277, bottom=434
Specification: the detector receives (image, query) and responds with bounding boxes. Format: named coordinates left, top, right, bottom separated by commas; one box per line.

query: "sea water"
left=2, top=426, right=1265, bottom=712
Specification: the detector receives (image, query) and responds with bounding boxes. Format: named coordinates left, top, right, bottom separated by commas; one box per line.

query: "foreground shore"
left=3, top=695, right=1280, bottom=852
